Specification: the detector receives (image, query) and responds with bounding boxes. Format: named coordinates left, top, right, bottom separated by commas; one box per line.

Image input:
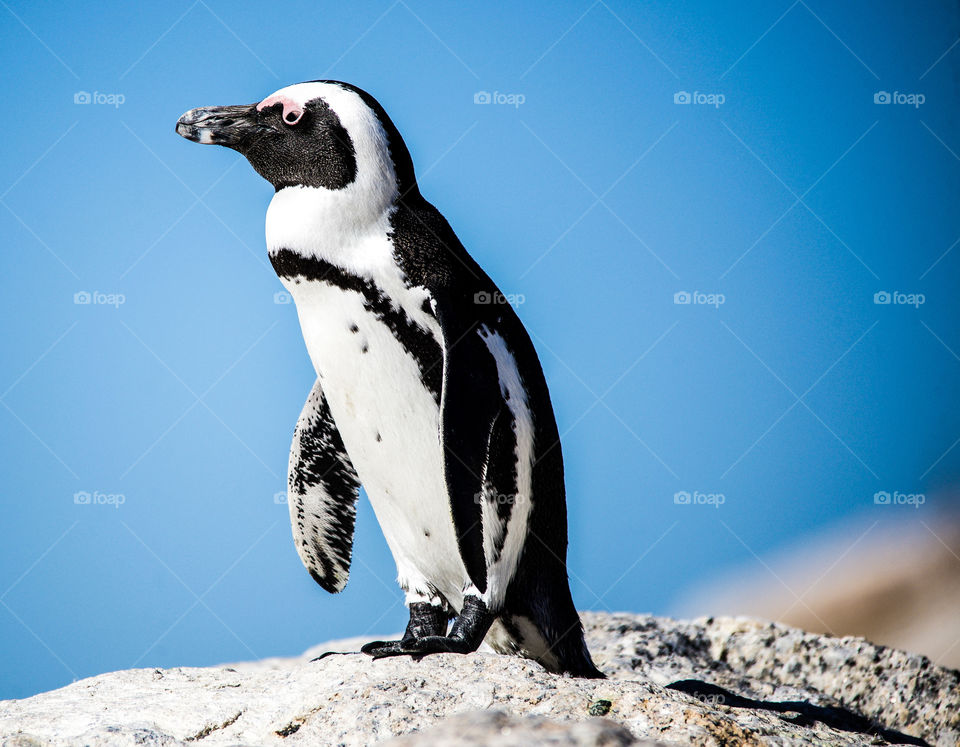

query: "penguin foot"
left=360, top=636, right=474, bottom=660
left=361, top=601, right=450, bottom=659
left=363, top=595, right=493, bottom=662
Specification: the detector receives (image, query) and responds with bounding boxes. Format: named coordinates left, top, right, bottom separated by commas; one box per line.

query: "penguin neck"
left=266, top=167, right=397, bottom=274
left=265, top=180, right=398, bottom=266
left=265, top=83, right=403, bottom=273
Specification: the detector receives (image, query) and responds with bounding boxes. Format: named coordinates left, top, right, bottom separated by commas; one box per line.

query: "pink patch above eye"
left=257, top=94, right=304, bottom=125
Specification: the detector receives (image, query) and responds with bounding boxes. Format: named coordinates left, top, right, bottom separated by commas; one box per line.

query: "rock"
left=676, top=514, right=960, bottom=669
left=382, top=711, right=647, bottom=746
left=0, top=612, right=956, bottom=746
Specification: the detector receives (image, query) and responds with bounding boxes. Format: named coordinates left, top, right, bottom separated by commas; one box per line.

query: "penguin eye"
left=256, top=95, right=305, bottom=128
left=279, top=106, right=304, bottom=127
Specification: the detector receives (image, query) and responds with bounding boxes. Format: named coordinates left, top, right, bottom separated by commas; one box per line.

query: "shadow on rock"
left=667, top=679, right=929, bottom=746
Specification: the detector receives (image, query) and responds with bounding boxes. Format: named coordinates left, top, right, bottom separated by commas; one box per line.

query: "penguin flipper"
left=287, top=378, right=361, bottom=593
left=435, top=300, right=505, bottom=595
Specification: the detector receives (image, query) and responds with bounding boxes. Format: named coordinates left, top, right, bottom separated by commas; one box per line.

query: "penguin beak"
left=176, top=104, right=259, bottom=149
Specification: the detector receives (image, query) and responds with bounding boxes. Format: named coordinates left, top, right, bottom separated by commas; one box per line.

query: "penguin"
left=176, top=80, right=602, bottom=678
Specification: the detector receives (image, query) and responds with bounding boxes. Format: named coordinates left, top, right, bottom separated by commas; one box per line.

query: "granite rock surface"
left=1, top=611, right=956, bottom=746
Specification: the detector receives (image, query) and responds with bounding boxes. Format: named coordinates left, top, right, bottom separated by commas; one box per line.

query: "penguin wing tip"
left=310, top=569, right=348, bottom=594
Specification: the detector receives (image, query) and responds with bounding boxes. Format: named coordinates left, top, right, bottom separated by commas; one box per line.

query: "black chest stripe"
left=270, top=248, right=443, bottom=404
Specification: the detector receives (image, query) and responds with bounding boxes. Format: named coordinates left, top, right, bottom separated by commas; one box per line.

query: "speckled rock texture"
left=0, top=612, right=956, bottom=746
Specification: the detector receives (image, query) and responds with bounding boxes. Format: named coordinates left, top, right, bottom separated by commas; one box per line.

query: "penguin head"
left=176, top=81, right=417, bottom=200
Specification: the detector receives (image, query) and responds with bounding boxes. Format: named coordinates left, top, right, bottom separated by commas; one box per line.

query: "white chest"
left=263, top=118, right=474, bottom=606
left=275, top=237, right=469, bottom=606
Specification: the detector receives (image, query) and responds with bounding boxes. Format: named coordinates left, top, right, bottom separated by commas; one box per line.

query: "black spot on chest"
left=270, top=249, right=443, bottom=403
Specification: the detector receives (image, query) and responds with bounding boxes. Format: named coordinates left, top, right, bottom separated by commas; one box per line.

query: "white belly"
left=286, top=279, right=470, bottom=610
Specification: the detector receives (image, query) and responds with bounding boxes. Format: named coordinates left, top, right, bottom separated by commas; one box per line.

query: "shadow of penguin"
left=667, top=679, right=929, bottom=746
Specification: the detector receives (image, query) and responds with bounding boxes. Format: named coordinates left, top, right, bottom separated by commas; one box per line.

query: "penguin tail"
left=496, top=583, right=605, bottom=678
left=539, top=611, right=606, bottom=679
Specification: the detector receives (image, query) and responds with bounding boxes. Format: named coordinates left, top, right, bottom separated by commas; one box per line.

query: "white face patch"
left=264, top=82, right=399, bottom=264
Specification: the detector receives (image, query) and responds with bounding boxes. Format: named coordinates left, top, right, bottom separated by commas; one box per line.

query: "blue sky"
left=1, top=0, right=958, bottom=699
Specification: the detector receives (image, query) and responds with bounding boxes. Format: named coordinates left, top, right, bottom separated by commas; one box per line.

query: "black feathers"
left=288, top=380, right=361, bottom=594
left=269, top=248, right=443, bottom=404
left=248, top=97, right=357, bottom=192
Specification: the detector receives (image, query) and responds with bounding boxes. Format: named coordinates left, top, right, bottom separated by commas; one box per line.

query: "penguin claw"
left=360, top=639, right=407, bottom=658
left=310, top=650, right=356, bottom=662
left=401, top=635, right=477, bottom=655
left=371, top=648, right=421, bottom=660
